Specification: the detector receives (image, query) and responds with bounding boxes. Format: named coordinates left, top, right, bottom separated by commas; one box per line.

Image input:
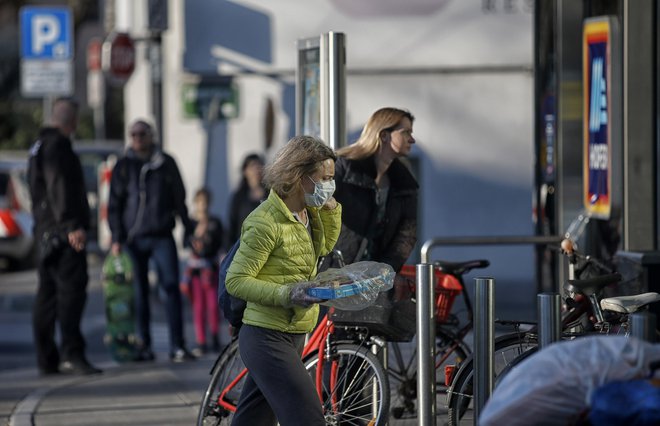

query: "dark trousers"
left=126, top=235, right=184, bottom=351
left=232, top=325, right=325, bottom=426
left=33, top=244, right=89, bottom=371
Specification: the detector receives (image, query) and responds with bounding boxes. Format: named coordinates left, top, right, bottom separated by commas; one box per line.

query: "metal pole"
left=474, top=277, right=495, bottom=424
left=326, top=32, right=346, bottom=150
left=94, top=100, right=106, bottom=140
left=538, top=293, right=562, bottom=349
left=420, top=235, right=563, bottom=264
left=319, top=33, right=329, bottom=147
left=417, top=263, right=436, bottom=426
left=42, top=95, right=55, bottom=125
left=149, top=33, right=163, bottom=145
left=631, top=311, right=657, bottom=342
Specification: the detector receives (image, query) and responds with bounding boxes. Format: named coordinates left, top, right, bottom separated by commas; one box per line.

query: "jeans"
left=126, top=235, right=185, bottom=352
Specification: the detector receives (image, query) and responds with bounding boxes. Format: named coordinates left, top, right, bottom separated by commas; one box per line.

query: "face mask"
left=304, top=176, right=336, bottom=207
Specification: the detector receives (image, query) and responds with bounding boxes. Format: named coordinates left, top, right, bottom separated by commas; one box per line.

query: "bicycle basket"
left=399, top=265, right=462, bottom=323
left=330, top=278, right=416, bottom=342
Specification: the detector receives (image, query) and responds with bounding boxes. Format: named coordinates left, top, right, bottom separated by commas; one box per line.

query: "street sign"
left=21, top=60, right=73, bottom=95
left=148, top=0, right=169, bottom=31
left=20, top=6, right=72, bottom=60
left=181, top=82, right=239, bottom=120
left=102, top=31, right=136, bottom=86
left=87, top=37, right=102, bottom=71
left=19, top=6, right=73, bottom=97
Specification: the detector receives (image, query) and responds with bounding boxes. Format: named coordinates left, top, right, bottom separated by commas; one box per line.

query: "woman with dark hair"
left=228, top=153, right=266, bottom=244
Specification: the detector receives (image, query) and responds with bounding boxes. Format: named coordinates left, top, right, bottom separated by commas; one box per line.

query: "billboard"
left=295, top=32, right=346, bottom=149
left=297, top=39, right=321, bottom=138
left=582, top=17, right=621, bottom=219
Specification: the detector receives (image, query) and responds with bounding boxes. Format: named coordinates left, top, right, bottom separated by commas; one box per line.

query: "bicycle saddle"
left=600, top=292, right=660, bottom=314
left=567, top=273, right=622, bottom=296
left=434, top=259, right=490, bottom=276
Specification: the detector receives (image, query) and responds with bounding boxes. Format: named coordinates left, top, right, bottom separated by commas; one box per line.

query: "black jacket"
left=228, top=186, right=263, bottom=244
left=187, top=216, right=224, bottom=259
left=27, top=127, right=90, bottom=237
left=331, top=155, right=418, bottom=272
left=108, top=147, right=190, bottom=244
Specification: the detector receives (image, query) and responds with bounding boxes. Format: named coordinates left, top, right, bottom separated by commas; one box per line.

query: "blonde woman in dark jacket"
left=331, top=107, right=418, bottom=273
left=226, top=135, right=342, bottom=426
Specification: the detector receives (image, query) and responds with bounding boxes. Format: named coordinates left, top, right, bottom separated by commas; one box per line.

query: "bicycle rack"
left=416, top=263, right=436, bottom=426
left=631, top=311, right=657, bottom=342
left=538, top=293, right=562, bottom=349
left=418, top=235, right=562, bottom=425
left=474, top=277, right=495, bottom=423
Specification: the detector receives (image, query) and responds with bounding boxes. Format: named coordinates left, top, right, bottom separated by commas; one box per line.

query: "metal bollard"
left=538, top=293, right=562, bottom=349
left=417, top=263, right=436, bottom=426
left=474, top=277, right=495, bottom=425
left=631, top=311, right=657, bottom=342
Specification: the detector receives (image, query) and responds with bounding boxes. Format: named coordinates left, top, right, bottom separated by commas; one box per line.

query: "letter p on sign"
left=33, top=15, right=60, bottom=55
left=20, top=6, right=72, bottom=60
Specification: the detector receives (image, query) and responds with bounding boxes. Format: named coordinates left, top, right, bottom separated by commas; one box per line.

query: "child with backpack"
left=180, top=188, right=225, bottom=356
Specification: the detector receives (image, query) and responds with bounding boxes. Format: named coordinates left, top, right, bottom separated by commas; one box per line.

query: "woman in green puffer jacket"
left=226, top=135, right=341, bottom=426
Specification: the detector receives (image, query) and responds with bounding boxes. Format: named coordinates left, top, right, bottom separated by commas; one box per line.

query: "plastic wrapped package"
left=322, top=265, right=415, bottom=342
left=306, top=261, right=395, bottom=310
left=479, top=336, right=660, bottom=426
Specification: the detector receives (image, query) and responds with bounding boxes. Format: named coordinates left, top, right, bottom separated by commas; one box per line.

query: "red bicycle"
left=197, top=311, right=391, bottom=425
left=381, top=261, right=488, bottom=419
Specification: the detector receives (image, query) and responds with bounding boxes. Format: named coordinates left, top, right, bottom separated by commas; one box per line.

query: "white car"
left=0, top=156, right=35, bottom=270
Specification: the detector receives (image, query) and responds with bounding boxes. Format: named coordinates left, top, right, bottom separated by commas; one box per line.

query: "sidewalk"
left=0, top=261, right=457, bottom=425
left=2, top=355, right=441, bottom=426
left=4, top=354, right=214, bottom=426
left=0, top=258, right=220, bottom=426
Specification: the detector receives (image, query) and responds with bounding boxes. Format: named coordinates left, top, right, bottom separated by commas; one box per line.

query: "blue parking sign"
left=20, top=6, right=72, bottom=60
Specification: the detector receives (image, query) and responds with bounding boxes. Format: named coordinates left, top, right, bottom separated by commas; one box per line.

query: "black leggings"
left=231, top=324, right=325, bottom=426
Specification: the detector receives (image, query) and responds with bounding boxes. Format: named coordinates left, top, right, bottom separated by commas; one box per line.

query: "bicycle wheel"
left=387, top=327, right=470, bottom=419
left=197, top=339, right=245, bottom=426
left=303, top=343, right=391, bottom=426
left=446, top=333, right=538, bottom=426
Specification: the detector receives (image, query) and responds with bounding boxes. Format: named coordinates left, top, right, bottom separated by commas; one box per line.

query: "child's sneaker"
left=170, top=347, right=195, bottom=363
left=192, top=344, right=207, bottom=358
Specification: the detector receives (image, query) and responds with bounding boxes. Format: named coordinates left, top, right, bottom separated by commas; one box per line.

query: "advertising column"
left=295, top=32, right=346, bottom=150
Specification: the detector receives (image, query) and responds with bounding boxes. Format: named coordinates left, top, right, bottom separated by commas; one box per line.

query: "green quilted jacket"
left=225, top=189, right=342, bottom=333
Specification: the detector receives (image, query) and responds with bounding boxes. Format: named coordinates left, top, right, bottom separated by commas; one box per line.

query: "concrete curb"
left=7, top=362, right=116, bottom=426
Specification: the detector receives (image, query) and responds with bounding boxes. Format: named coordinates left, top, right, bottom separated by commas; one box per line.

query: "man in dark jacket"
left=107, top=119, right=194, bottom=362
left=27, top=98, right=102, bottom=376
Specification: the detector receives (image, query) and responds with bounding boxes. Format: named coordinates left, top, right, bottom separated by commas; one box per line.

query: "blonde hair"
left=264, top=135, right=336, bottom=198
left=337, top=107, right=415, bottom=160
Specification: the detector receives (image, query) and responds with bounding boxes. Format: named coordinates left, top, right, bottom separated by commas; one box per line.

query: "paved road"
left=0, top=258, right=470, bottom=425
left=0, top=257, right=228, bottom=426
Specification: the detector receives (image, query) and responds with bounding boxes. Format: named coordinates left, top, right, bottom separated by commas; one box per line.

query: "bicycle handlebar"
left=559, top=238, right=614, bottom=275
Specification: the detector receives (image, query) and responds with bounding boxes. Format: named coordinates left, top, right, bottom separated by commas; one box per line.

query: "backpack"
left=218, top=239, right=246, bottom=327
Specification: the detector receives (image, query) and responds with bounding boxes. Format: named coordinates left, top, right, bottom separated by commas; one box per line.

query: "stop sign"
left=102, top=31, right=135, bottom=85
